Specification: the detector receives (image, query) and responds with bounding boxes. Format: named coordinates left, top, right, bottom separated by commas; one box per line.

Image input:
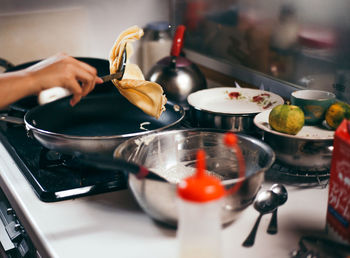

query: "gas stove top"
left=0, top=123, right=127, bottom=202
left=0, top=101, right=329, bottom=202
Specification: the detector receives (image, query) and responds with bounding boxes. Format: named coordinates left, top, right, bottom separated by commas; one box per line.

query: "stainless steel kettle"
left=146, top=25, right=207, bottom=109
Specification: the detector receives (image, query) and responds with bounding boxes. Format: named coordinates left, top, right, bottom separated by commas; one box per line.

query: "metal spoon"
left=242, top=190, right=279, bottom=247
left=267, top=184, right=288, bottom=234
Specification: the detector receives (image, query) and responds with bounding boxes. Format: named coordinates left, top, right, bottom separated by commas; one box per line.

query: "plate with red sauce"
left=187, top=87, right=284, bottom=114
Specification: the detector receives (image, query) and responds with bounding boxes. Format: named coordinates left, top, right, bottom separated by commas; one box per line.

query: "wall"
left=0, top=0, right=169, bottom=66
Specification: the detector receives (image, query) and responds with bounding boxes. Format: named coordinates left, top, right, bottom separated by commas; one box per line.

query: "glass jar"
left=141, top=21, right=172, bottom=75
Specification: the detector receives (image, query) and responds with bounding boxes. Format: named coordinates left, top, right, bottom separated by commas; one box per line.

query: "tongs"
left=101, top=46, right=127, bottom=83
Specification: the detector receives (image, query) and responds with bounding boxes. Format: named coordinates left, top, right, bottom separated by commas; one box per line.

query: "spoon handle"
left=267, top=209, right=278, bottom=234
left=242, top=213, right=263, bottom=247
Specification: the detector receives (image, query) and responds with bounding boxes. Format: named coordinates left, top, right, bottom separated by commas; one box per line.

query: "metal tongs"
left=101, top=46, right=127, bottom=83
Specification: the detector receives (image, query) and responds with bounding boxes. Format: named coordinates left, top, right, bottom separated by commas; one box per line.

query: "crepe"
left=109, top=25, right=167, bottom=119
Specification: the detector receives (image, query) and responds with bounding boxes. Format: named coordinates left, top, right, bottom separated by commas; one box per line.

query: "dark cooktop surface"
left=0, top=123, right=127, bottom=202
left=1, top=58, right=128, bottom=202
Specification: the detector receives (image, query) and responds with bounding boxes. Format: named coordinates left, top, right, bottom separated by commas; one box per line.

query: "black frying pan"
left=1, top=57, right=185, bottom=155
left=23, top=93, right=184, bottom=156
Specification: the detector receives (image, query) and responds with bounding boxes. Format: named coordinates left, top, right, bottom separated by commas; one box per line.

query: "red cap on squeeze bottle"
left=177, top=149, right=225, bottom=202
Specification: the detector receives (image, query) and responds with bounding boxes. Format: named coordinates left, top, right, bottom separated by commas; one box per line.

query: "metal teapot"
left=146, top=25, right=207, bottom=109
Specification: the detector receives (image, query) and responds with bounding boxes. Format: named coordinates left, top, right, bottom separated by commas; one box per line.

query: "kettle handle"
left=170, top=25, right=186, bottom=57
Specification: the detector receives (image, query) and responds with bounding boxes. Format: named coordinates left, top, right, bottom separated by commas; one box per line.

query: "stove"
left=0, top=103, right=330, bottom=203
left=0, top=122, right=127, bottom=202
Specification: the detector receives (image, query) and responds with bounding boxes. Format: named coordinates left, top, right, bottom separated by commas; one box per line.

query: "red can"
left=327, top=119, right=350, bottom=244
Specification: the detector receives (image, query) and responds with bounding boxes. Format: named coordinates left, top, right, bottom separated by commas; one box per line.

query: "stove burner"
left=40, top=149, right=67, bottom=168
left=265, top=162, right=329, bottom=188
left=0, top=124, right=127, bottom=202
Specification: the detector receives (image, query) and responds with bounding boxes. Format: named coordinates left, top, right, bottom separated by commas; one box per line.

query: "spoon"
left=242, top=190, right=279, bottom=247
left=267, top=184, right=288, bottom=234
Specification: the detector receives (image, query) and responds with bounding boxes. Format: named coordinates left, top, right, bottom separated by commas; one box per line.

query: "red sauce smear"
left=228, top=91, right=241, bottom=99
left=252, top=95, right=264, bottom=103
left=263, top=102, right=273, bottom=109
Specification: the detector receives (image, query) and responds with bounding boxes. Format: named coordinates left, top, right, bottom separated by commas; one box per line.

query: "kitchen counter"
left=0, top=139, right=329, bottom=258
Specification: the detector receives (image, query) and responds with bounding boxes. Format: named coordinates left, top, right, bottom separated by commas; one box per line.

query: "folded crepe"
left=109, top=25, right=167, bottom=119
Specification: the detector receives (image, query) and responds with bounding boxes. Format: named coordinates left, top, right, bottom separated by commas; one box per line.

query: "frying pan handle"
left=0, top=114, right=35, bottom=138
left=0, top=114, right=24, bottom=125
left=72, top=154, right=167, bottom=182
left=170, top=25, right=186, bottom=57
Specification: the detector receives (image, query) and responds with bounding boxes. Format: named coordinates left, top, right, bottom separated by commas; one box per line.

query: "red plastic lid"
left=177, top=149, right=225, bottom=202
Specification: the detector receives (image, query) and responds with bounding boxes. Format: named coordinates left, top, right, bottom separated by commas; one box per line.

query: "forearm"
left=0, top=71, right=37, bottom=110
left=0, top=53, right=102, bottom=109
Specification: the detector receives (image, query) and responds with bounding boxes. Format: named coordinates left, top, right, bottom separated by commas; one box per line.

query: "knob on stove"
left=7, top=207, right=15, bottom=215
left=14, top=223, right=22, bottom=231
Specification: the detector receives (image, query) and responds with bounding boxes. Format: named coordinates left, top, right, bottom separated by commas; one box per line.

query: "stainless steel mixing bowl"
left=114, top=129, right=275, bottom=227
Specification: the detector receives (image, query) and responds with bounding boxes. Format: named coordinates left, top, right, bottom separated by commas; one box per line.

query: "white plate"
left=187, top=87, right=284, bottom=115
left=254, top=110, right=335, bottom=140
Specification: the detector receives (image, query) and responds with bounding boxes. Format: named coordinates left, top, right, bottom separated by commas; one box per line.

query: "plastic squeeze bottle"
left=177, top=149, right=226, bottom=258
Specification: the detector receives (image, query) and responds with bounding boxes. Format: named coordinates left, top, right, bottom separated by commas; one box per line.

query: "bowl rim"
left=114, top=128, right=276, bottom=183
left=291, top=89, right=336, bottom=100
left=254, top=110, right=335, bottom=140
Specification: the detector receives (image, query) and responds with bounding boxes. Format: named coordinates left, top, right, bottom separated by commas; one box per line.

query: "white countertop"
left=0, top=140, right=329, bottom=258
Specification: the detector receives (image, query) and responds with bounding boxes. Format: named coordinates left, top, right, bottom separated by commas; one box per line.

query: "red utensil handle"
left=171, top=25, right=186, bottom=57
